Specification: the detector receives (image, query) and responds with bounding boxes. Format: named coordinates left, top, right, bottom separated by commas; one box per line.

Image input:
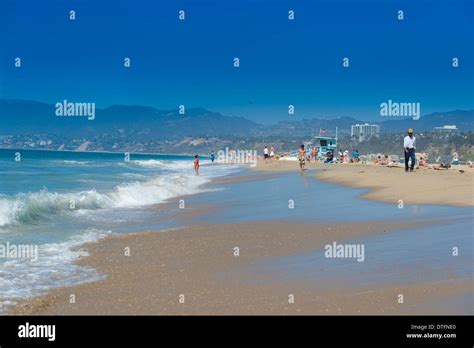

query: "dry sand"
left=254, top=159, right=474, bottom=207
left=10, top=219, right=471, bottom=315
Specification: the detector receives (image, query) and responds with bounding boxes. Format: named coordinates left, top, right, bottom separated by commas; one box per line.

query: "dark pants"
left=404, top=148, right=416, bottom=171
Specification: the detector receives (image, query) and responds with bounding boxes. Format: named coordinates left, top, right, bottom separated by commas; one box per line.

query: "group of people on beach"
left=263, top=146, right=275, bottom=160
left=194, top=128, right=461, bottom=175
left=338, top=149, right=360, bottom=163
left=295, top=128, right=419, bottom=172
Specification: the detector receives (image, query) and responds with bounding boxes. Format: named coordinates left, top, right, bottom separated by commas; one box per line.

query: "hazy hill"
left=0, top=100, right=260, bottom=138
left=259, top=111, right=474, bottom=135
left=378, top=110, right=474, bottom=132
left=0, top=100, right=472, bottom=139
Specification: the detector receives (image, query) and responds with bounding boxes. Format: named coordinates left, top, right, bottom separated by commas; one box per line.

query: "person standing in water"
left=210, top=151, right=215, bottom=164
left=194, top=154, right=200, bottom=175
left=298, top=144, right=306, bottom=172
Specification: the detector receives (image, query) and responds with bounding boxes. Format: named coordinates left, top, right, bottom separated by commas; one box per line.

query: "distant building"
left=434, top=125, right=458, bottom=133
left=351, top=123, right=380, bottom=142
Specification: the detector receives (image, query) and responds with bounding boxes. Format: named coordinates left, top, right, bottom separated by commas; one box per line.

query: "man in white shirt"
left=263, top=146, right=269, bottom=160
left=403, top=128, right=416, bottom=172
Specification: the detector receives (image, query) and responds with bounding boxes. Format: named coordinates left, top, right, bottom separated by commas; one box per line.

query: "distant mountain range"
left=0, top=99, right=472, bottom=138
left=0, top=100, right=260, bottom=138
left=377, top=110, right=474, bottom=133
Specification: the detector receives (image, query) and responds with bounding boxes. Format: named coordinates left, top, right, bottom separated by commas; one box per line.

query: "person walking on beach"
left=194, top=154, right=200, bottom=175
left=263, top=146, right=269, bottom=162
left=210, top=150, right=215, bottom=164
left=298, top=144, right=306, bottom=172
left=403, top=128, right=416, bottom=172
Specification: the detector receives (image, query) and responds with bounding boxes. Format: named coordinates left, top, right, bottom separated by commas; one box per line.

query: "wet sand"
left=9, top=218, right=471, bottom=315
left=255, top=160, right=474, bottom=207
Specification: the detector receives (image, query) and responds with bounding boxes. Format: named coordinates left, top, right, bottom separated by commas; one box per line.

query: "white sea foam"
left=129, top=159, right=165, bottom=168
left=109, top=174, right=208, bottom=208
left=123, top=159, right=198, bottom=170
left=0, top=228, right=110, bottom=307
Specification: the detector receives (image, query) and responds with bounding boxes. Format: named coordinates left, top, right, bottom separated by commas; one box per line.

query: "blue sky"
left=1, top=0, right=473, bottom=123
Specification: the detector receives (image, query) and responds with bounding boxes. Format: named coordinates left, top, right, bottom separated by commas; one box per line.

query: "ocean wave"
left=0, top=189, right=111, bottom=227
left=0, top=174, right=210, bottom=227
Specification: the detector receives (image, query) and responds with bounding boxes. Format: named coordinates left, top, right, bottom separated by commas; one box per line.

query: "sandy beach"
left=8, top=162, right=473, bottom=315
left=255, top=160, right=474, bottom=207
left=10, top=220, right=471, bottom=315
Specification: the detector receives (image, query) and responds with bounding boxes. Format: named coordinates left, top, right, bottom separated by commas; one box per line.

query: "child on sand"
left=194, top=155, right=200, bottom=175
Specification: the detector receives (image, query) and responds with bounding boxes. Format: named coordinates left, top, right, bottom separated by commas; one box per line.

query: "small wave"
left=129, top=159, right=165, bottom=168
left=54, top=160, right=92, bottom=165
left=110, top=174, right=208, bottom=208
left=121, top=159, right=194, bottom=171
left=121, top=173, right=147, bottom=179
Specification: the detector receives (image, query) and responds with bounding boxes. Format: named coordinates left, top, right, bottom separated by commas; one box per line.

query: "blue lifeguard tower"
left=289, top=128, right=338, bottom=161
left=313, top=128, right=338, bottom=160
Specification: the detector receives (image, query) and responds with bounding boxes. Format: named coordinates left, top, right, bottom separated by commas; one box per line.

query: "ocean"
left=0, top=149, right=240, bottom=306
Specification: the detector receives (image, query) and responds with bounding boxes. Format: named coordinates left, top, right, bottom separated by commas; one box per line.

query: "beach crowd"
left=259, top=128, right=469, bottom=173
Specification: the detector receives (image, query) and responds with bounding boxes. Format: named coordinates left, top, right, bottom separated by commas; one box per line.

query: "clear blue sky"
left=1, top=0, right=473, bottom=123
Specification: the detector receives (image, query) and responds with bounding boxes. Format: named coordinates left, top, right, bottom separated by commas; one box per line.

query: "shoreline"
left=253, top=159, right=474, bottom=207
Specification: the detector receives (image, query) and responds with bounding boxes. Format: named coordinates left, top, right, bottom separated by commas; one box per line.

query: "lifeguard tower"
left=288, top=128, right=338, bottom=161
left=313, top=128, right=338, bottom=160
